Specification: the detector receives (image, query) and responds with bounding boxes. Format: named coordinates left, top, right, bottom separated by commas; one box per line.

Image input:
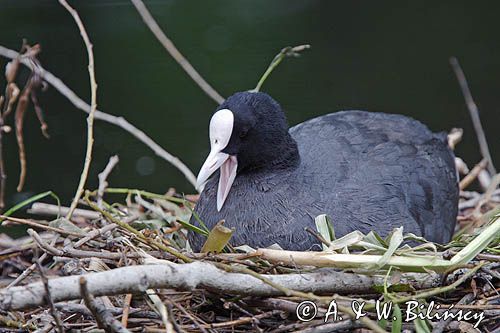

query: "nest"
left=0, top=178, right=498, bottom=333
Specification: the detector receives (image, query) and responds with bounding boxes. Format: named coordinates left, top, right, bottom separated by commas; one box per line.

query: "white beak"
left=196, top=150, right=238, bottom=211
left=197, top=108, right=238, bottom=211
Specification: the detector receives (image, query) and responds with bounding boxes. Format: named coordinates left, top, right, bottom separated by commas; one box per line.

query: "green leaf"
left=314, top=214, right=335, bottom=250
left=451, top=213, right=500, bottom=265
left=373, top=283, right=415, bottom=293
left=201, top=220, right=234, bottom=253
left=414, top=318, right=431, bottom=333
left=176, top=219, right=209, bottom=236
left=375, top=227, right=404, bottom=269
left=328, top=230, right=364, bottom=251
left=391, top=303, right=402, bottom=333
left=378, top=318, right=388, bottom=330
left=1, top=191, right=60, bottom=223
left=49, top=217, right=84, bottom=235
left=131, top=219, right=167, bottom=230
left=364, top=230, right=388, bottom=247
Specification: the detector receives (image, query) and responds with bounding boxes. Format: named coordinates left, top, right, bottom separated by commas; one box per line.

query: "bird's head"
left=196, top=91, right=297, bottom=211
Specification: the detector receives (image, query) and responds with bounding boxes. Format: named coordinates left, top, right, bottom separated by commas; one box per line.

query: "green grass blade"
left=375, top=227, right=404, bottom=269
left=1, top=191, right=60, bottom=223
left=315, top=214, right=335, bottom=250
left=176, top=219, right=209, bottom=236
left=450, top=212, right=500, bottom=265
left=391, top=303, right=402, bottom=333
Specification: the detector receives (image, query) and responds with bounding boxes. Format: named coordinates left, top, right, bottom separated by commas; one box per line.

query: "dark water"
left=0, top=1, right=499, bottom=224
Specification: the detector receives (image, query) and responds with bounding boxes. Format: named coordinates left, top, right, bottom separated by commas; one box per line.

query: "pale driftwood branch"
left=450, top=57, right=496, bottom=175
left=130, top=0, right=224, bottom=104
left=28, top=202, right=100, bottom=219
left=0, top=45, right=197, bottom=188
left=97, top=155, right=119, bottom=209
left=0, top=261, right=440, bottom=311
left=58, top=0, right=98, bottom=220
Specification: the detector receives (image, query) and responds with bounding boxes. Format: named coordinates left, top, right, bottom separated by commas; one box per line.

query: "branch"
left=0, top=261, right=441, bottom=311
left=0, top=45, right=197, bottom=189
left=460, top=158, right=488, bottom=190
left=130, top=0, right=224, bottom=104
left=36, top=260, right=64, bottom=333
left=97, top=155, right=119, bottom=209
left=253, top=44, right=310, bottom=92
left=79, top=276, right=131, bottom=333
left=28, top=202, right=100, bottom=219
left=58, top=0, right=98, bottom=220
left=450, top=57, right=496, bottom=175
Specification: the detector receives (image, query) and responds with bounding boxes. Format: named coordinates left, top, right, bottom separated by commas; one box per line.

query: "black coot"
left=189, top=92, right=458, bottom=251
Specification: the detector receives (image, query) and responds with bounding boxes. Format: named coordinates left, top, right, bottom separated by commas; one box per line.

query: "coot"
left=189, top=92, right=458, bottom=251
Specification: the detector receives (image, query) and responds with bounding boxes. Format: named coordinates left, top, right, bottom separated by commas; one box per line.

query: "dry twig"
left=35, top=260, right=64, bottom=333
left=460, top=158, right=489, bottom=190
left=450, top=57, right=496, bottom=175
left=0, top=44, right=197, bottom=188
left=80, top=276, right=131, bottom=333
left=130, top=0, right=224, bottom=104
left=97, top=155, right=119, bottom=209
left=58, top=0, right=98, bottom=220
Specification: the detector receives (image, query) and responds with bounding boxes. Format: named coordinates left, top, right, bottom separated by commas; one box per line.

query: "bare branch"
left=130, top=0, right=224, bottom=104
left=0, top=45, right=197, bottom=188
left=36, top=260, right=64, bottom=333
left=450, top=57, right=496, bottom=175
left=1, top=215, right=83, bottom=237
left=28, top=202, right=100, bottom=219
left=460, top=158, right=488, bottom=190
left=253, top=44, right=310, bottom=92
left=97, top=155, right=119, bottom=209
left=0, top=261, right=441, bottom=311
left=58, top=0, right=98, bottom=220
left=80, top=276, right=131, bottom=333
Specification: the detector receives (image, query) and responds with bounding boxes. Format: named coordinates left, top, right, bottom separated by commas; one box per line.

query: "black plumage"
left=189, top=92, right=458, bottom=251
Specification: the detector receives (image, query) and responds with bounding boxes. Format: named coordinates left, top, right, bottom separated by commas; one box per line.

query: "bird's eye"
left=214, top=139, right=219, bottom=144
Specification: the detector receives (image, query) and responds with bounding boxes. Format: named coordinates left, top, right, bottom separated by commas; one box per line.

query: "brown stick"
left=36, top=260, right=64, bottom=333
left=58, top=0, right=98, bottom=220
left=460, top=158, right=488, bottom=190
left=14, top=76, right=35, bottom=191
left=450, top=57, right=496, bottom=175
left=0, top=44, right=197, bottom=188
left=130, top=0, right=224, bottom=104
left=1, top=215, right=83, bottom=237
left=79, top=276, right=131, bottom=333
left=121, top=294, right=133, bottom=328
left=97, top=155, right=119, bottom=209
